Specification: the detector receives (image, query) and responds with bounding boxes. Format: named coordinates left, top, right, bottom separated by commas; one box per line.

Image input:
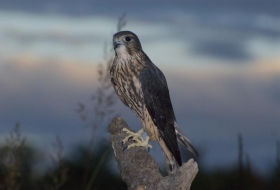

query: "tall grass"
left=76, top=14, right=127, bottom=189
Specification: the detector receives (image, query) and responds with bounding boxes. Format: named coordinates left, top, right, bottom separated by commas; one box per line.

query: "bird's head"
left=113, top=31, right=142, bottom=56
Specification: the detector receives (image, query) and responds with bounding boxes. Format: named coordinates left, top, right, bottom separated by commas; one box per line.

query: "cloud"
left=167, top=57, right=280, bottom=118
left=191, top=40, right=252, bottom=61
left=1, top=2, right=280, bottom=64
left=0, top=54, right=99, bottom=128
left=265, top=75, right=280, bottom=104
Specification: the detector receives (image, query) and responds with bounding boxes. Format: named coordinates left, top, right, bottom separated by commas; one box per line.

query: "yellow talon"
left=121, top=128, right=152, bottom=150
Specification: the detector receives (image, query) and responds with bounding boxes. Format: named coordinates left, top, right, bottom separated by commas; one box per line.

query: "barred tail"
left=175, top=127, right=199, bottom=158
left=158, top=137, right=179, bottom=174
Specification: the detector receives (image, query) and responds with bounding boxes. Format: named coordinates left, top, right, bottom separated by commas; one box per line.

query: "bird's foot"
left=125, top=136, right=153, bottom=150
left=121, top=128, right=152, bottom=150
left=121, top=128, right=144, bottom=144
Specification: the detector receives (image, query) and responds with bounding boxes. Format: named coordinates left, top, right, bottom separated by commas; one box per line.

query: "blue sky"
left=0, top=0, right=280, bottom=175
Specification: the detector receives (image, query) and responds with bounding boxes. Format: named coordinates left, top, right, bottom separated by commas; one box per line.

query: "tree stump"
left=108, top=117, right=198, bottom=190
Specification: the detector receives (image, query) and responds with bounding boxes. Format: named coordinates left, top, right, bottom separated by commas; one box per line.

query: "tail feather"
left=157, top=124, right=199, bottom=175
left=175, top=128, right=199, bottom=158
left=158, top=137, right=179, bottom=174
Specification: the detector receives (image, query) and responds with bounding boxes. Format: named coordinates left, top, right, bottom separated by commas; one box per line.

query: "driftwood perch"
left=108, top=117, right=198, bottom=190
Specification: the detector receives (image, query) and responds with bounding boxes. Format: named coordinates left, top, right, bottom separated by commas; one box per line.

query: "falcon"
left=110, top=31, right=199, bottom=174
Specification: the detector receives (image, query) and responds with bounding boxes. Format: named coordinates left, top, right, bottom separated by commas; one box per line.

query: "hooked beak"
left=113, top=40, right=121, bottom=49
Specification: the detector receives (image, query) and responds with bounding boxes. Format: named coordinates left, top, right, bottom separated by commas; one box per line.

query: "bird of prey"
left=110, top=31, right=199, bottom=174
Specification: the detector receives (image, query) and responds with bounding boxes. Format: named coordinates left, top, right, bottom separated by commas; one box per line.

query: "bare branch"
left=108, top=117, right=198, bottom=190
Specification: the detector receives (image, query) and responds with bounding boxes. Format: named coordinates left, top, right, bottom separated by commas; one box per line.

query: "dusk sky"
left=0, top=0, right=280, bottom=176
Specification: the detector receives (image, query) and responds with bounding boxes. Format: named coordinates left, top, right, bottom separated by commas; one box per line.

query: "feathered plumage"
left=110, top=31, right=198, bottom=174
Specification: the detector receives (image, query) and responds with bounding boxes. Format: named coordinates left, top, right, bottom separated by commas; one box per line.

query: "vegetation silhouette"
left=44, top=142, right=126, bottom=190
left=0, top=124, right=38, bottom=190
left=0, top=124, right=280, bottom=189
left=191, top=134, right=280, bottom=190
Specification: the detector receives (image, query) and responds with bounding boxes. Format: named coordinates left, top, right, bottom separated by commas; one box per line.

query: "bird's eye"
left=124, top=36, right=131, bottom=42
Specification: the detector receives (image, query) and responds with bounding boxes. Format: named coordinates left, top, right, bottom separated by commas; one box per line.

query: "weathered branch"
left=108, top=117, right=198, bottom=190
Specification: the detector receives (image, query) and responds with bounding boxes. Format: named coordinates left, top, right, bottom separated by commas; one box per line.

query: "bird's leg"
left=121, top=128, right=152, bottom=150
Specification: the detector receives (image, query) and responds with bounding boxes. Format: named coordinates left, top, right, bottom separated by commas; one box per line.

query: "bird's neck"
left=114, top=51, right=147, bottom=72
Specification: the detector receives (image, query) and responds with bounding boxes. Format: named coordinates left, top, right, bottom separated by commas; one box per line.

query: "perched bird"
left=110, top=31, right=199, bottom=174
